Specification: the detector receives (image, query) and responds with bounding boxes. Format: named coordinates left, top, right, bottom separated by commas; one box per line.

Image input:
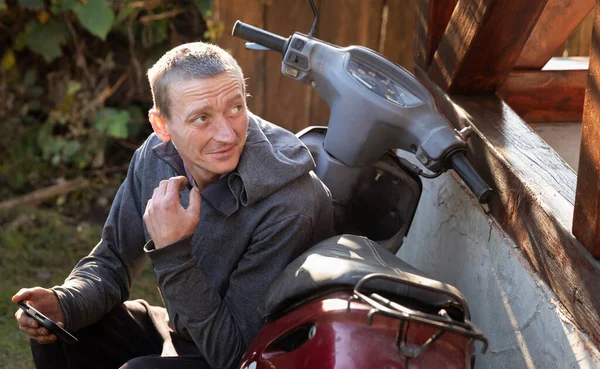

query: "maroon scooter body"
left=239, top=292, right=476, bottom=369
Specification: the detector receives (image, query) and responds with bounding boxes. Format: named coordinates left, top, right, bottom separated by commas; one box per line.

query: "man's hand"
left=13, top=287, right=66, bottom=344
left=144, top=176, right=202, bottom=249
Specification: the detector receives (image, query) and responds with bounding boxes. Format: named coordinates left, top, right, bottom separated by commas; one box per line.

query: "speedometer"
left=346, top=58, right=423, bottom=108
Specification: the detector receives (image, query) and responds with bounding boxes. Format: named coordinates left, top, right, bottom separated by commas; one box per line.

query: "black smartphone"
left=17, top=301, right=78, bottom=345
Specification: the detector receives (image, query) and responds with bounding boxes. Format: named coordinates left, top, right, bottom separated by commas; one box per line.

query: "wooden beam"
left=515, top=0, right=594, bottom=69
left=497, top=70, right=587, bottom=122
left=213, top=0, right=265, bottom=117
left=414, top=0, right=458, bottom=69
left=428, top=0, right=549, bottom=94
left=309, top=0, right=385, bottom=129
left=414, top=65, right=600, bottom=347
left=574, top=1, right=600, bottom=257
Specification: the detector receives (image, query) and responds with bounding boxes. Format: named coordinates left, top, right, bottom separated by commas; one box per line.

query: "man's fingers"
left=12, top=288, right=31, bottom=303
left=187, top=187, right=202, bottom=217
left=15, top=308, right=37, bottom=327
left=32, top=333, right=58, bottom=344
left=156, top=179, right=170, bottom=197
left=16, top=312, right=39, bottom=329
left=19, top=324, right=47, bottom=336
left=166, top=176, right=189, bottom=196
left=16, top=312, right=58, bottom=343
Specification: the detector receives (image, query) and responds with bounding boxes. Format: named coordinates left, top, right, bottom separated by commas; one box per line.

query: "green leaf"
left=94, top=108, right=130, bottom=139
left=1, top=49, right=15, bottom=70
left=28, top=100, right=41, bottom=111
left=14, top=32, right=26, bottom=51
left=72, top=0, right=115, bottom=40
left=115, top=6, right=134, bottom=25
left=51, top=153, right=61, bottom=166
left=151, top=18, right=169, bottom=46
left=30, top=86, right=43, bottom=97
left=127, top=106, right=145, bottom=136
left=62, top=140, right=80, bottom=159
left=67, top=80, right=81, bottom=96
left=50, top=0, right=76, bottom=14
left=193, top=0, right=211, bottom=15
left=19, top=0, right=45, bottom=10
left=23, top=69, right=37, bottom=86
left=21, top=19, right=68, bottom=62
left=14, top=172, right=24, bottom=184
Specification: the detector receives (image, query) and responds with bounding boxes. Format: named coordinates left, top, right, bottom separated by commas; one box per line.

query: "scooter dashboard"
left=345, top=58, right=423, bottom=108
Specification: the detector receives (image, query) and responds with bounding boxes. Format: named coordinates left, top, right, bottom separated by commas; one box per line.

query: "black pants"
left=30, top=300, right=211, bottom=369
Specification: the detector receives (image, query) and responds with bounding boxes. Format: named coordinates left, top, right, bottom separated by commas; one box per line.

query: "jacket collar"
left=152, top=140, right=240, bottom=217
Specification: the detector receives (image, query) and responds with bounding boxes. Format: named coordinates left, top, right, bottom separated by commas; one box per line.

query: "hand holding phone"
left=17, top=301, right=78, bottom=345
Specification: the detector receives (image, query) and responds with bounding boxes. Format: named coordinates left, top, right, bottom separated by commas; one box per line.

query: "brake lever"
left=245, top=42, right=273, bottom=52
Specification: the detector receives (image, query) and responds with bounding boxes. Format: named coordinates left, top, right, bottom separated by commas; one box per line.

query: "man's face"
left=157, top=71, right=249, bottom=186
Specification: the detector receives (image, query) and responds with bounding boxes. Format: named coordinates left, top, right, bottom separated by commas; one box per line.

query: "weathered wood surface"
left=515, top=0, right=594, bottom=69
left=574, top=2, right=600, bottom=258
left=263, top=0, right=314, bottom=132
left=497, top=70, right=587, bottom=122
left=309, top=0, right=385, bottom=127
left=414, top=0, right=458, bottom=70
left=428, top=0, right=549, bottom=93
left=414, top=66, right=600, bottom=346
left=384, top=0, right=418, bottom=71
left=213, top=0, right=265, bottom=117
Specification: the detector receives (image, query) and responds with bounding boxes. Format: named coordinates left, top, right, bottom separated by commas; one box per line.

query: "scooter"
left=232, top=1, right=491, bottom=368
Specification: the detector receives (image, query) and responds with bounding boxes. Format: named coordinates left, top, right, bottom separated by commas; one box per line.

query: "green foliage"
left=19, top=0, right=44, bottom=10
left=50, top=0, right=77, bottom=14
left=0, top=0, right=216, bottom=196
left=94, top=107, right=131, bottom=139
left=17, top=19, right=69, bottom=62
left=193, top=0, right=211, bottom=15
left=71, top=0, right=115, bottom=40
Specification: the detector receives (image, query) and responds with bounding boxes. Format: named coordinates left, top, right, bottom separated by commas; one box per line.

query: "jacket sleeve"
left=145, top=214, right=313, bottom=369
left=52, top=148, right=148, bottom=332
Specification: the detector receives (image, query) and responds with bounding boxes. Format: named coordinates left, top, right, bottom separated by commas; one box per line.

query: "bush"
left=0, top=0, right=219, bottom=202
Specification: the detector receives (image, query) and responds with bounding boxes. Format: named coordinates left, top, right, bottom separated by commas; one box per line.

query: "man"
left=13, top=42, right=334, bottom=369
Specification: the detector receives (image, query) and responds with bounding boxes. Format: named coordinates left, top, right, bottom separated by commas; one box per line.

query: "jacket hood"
left=228, top=113, right=315, bottom=207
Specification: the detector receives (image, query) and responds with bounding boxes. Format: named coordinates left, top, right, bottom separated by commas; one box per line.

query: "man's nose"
left=213, top=116, right=236, bottom=143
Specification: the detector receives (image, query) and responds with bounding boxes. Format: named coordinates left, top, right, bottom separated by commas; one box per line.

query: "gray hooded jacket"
left=52, top=113, right=334, bottom=369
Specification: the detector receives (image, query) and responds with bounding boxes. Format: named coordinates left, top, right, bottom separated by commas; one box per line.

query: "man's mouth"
left=209, top=145, right=236, bottom=157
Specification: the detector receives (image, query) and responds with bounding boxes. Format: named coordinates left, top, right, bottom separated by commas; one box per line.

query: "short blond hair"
left=147, top=42, right=245, bottom=119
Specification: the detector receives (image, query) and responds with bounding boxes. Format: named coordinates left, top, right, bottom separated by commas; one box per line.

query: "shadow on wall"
left=398, top=172, right=600, bottom=369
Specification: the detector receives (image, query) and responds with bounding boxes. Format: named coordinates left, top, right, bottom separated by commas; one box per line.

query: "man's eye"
left=193, top=115, right=209, bottom=123
left=231, top=105, right=243, bottom=114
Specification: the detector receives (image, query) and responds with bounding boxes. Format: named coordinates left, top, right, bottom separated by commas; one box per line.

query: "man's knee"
left=120, top=355, right=161, bottom=369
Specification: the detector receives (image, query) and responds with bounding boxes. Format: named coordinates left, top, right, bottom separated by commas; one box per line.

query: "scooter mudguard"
left=239, top=292, right=476, bottom=369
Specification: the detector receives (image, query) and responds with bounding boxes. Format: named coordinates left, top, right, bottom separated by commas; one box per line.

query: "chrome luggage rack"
left=347, top=273, right=489, bottom=358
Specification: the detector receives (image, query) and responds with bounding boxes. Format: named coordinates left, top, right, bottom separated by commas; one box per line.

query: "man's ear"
left=149, top=108, right=171, bottom=142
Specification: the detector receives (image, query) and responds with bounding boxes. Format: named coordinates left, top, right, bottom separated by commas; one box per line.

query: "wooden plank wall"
left=213, top=0, right=416, bottom=133
left=214, top=0, right=593, bottom=131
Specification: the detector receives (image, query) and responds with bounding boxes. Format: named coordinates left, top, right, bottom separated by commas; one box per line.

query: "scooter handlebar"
left=448, top=152, right=492, bottom=204
left=232, top=21, right=287, bottom=54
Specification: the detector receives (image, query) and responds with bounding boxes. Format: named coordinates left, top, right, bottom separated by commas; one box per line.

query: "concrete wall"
left=397, top=172, right=600, bottom=369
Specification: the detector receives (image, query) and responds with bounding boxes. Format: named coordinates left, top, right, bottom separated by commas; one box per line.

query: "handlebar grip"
left=232, top=21, right=287, bottom=54
left=448, top=152, right=492, bottom=204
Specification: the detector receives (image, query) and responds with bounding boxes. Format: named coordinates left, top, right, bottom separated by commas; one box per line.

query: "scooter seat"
left=259, top=234, right=469, bottom=320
